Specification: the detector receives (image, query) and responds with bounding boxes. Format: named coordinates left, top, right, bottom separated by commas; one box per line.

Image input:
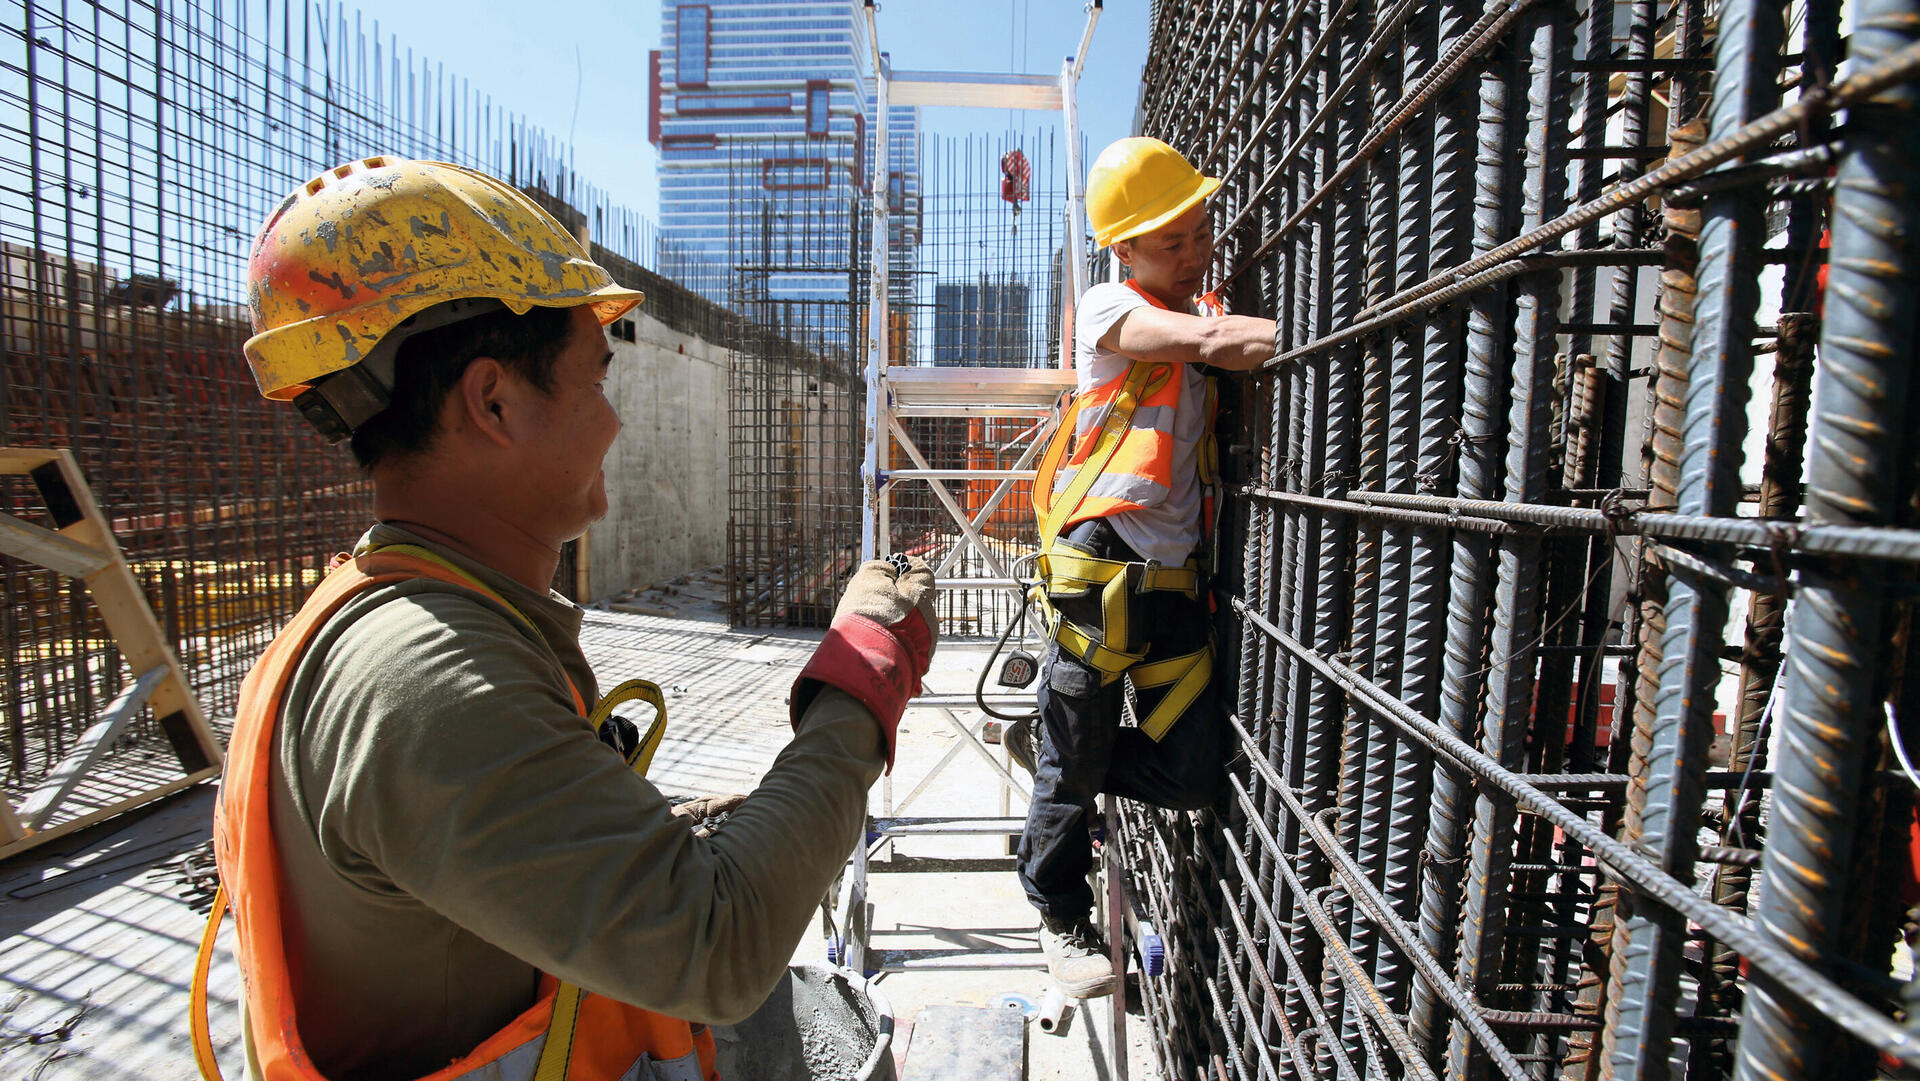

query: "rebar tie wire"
left=1226, top=596, right=1920, bottom=1070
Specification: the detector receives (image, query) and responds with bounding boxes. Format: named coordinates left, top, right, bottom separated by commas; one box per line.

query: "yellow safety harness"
left=1031, top=364, right=1219, bottom=741
left=190, top=543, right=675, bottom=1081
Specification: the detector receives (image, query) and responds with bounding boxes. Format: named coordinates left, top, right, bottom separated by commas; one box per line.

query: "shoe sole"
left=1051, top=965, right=1120, bottom=999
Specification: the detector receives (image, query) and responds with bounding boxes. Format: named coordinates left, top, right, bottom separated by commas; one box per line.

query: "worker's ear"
left=450, top=356, right=518, bottom=450
left=1112, top=240, right=1134, bottom=268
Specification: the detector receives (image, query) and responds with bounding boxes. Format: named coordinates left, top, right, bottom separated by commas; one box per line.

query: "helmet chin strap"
left=293, top=297, right=509, bottom=443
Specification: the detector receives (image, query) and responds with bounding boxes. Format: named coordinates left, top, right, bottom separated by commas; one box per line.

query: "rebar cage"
left=723, top=141, right=870, bottom=627
left=1123, top=1, right=1920, bottom=1080
left=0, top=0, right=709, bottom=791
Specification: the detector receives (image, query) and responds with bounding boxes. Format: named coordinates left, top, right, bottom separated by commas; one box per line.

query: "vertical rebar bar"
left=1603, top=1, right=1781, bottom=1074
left=1448, top=10, right=1572, bottom=1080
left=1732, top=0, right=1920, bottom=1075
left=1410, top=0, right=1520, bottom=1061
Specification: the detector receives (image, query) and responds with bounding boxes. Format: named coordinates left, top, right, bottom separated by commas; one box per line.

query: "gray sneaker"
left=1040, top=913, right=1119, bottom=998
left=1005, top=717, right=1038, bottom=776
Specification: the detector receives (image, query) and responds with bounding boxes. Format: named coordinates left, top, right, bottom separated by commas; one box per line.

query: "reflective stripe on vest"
left=1051, top=466, right=1172, bottom=508
left=190, top=548, right=718, bottom=1081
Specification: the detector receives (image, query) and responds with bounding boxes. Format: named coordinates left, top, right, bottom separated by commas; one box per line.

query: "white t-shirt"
left=1071, top=281, right=1208, bottom=565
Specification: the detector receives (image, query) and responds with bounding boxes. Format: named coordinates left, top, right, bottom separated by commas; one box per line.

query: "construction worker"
left=1008, top=138, right=1277, bottom=998
left=191, top=157, right=937, bottom=1081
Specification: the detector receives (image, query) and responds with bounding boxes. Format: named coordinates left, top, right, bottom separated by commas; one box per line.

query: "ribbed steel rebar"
left=1371, top=0, right=1439, bottom=1025
left=1285, top=4, right=1371, bottom=1063
left=1687, top=311, right=1814, bottom=1079
left=1336, top=7, right=1403, bottom=1064
left=1232, top=598, right=1920, bottom=1069
left=1604, top=1, right=1781, bottom=1075
left=1449, top=13, right=1572, bottom=1081
left=1133, top=2, right=1920, bottom=1077
left=1409, top=1, right=1519, bottom=1058
left=1732, top=0, right=1920, bottom=1075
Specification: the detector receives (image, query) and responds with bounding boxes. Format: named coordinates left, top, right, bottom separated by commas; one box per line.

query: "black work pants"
left=1016, top=518, right=1227, bottom=921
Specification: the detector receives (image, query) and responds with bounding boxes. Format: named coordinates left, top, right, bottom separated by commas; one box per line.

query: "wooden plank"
left=19, top=666, right=169, bottom=829
left=0, top=798, right=25, bottom=844
left=0, top=511, right=112, bottom=577
left=51, top=451, right=224, bottom=771
left=0, top=447, right=58, bottom=473
left=899, top=1005, right=1027, bottom=1081
left=0, top=768, right=218, bottom=861
left=0, top=446, right=225, bottom=863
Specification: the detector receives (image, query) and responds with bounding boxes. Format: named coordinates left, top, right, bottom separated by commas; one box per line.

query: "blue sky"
left=350, top=0, right=1150, bottom=224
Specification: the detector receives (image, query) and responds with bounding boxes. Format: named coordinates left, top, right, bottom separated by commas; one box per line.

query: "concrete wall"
left=585, top=308, right=731, bottom=601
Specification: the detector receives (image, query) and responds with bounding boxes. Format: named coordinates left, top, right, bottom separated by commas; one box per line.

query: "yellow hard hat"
left=243, top=156, right=643, bottom=405
left=1085, top=137, right=1221, bottom=248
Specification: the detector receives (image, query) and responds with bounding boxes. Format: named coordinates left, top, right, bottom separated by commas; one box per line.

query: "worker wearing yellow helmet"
left=1013, top=137, right=1277, bottom=998
left=194, top=157, right=938, bottom=1081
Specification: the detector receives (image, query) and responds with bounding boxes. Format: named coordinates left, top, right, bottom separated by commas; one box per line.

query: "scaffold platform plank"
left=884, top=366, right=1076, bottom=414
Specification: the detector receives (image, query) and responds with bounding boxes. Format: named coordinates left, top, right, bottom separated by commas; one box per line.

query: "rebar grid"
left=723, top=141, right=867, bottom=628
left=1, top=0, right=708, bottom=792
left=1130, top=1, right=1920, bottom=1079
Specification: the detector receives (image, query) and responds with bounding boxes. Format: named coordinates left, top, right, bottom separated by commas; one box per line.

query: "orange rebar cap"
left=243, top=156, right=643, bottom=401
left=1085, top=137, right=1222, bottom=249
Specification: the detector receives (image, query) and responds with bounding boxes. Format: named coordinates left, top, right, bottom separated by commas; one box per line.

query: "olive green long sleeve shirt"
left=246, top=525, right=882, bottom=1081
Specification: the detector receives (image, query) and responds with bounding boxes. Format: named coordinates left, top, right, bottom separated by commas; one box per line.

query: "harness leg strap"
left=1128, top=647, right=1213, bottom=742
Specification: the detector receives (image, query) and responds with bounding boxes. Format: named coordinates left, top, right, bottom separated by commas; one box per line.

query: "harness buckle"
left=1135, top=558, right=1162, bottom=595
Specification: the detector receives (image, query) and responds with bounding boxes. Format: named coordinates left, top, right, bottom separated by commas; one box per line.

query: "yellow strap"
left=1031, top=392, right=1083, bottom=525
left=1133, top=648, right=1213, bottom=741
left=588, top=679, right=670, bottom=776
left=1037, top=550, right=1199, bottom=598
left=1037, top=363, right=1168, bottom=549
left=190, top=883, right=228, bottom=1081
left=1102, top=566, right=1130, bottom=658
left=1053, top=618, right=1145, bottom=682
left=533, top=982, right=587, bottom=1081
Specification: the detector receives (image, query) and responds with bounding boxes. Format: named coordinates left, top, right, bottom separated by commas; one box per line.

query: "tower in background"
left=652, top=0, right=921, bottom=350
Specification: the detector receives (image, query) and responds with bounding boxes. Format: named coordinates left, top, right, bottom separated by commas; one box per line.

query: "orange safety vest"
left=189, top=547, right=718, bottom=1081
left=1032, top=280, right=1223, bottom=547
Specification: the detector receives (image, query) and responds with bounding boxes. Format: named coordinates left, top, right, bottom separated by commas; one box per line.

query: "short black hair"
left=349, top=304, right=574, bottom=471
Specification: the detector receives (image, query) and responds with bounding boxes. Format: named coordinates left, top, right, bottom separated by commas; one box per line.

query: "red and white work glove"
left=790, top=555, right=938, bottom=770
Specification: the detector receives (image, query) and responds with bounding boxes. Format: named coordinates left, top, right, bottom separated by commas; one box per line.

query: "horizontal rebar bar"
left=1354, top=37, right=1920, bottom=321
left=1347, top=490, right=1920, bottom=562
left=1228, top=597, right=1920, bottom=1068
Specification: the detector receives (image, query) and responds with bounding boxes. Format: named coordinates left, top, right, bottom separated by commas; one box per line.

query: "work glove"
left=790, top=555, right=938, bottom=770
left=670, top=793, right=748, bottom=838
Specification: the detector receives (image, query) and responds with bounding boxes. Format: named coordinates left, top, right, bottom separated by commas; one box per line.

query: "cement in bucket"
left=711, top=962, right=896, bottom=1081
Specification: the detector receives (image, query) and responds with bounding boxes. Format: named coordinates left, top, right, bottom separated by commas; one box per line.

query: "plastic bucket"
left=711, top=963, right=896, bottom=1081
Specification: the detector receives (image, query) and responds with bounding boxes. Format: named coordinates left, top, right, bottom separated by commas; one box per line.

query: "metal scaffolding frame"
left=1127, top=0, right=1920, bottom=1079
left=838, top=3, right=1158, bottom=1073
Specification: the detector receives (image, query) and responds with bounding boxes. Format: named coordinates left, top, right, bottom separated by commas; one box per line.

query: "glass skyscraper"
left=651, top=0, right=920, bottom=345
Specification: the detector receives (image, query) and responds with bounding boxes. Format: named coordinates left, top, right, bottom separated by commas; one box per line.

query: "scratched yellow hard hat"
left=242, top=155, right=643, bottom=401
left=1085, top=137, right=1221, bottom=249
